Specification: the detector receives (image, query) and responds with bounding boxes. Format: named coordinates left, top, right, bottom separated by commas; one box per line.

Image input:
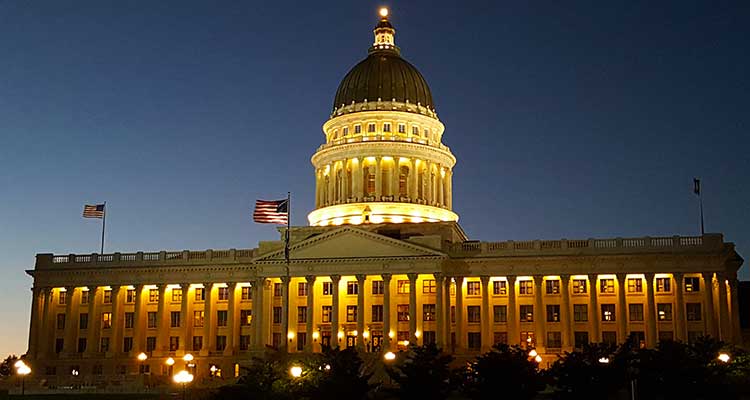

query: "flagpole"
left=699, top=193, right=705, bottom=236
left=694, top=178, right=704, bottom=236
left=101, top=202, right=107, bottom=254
left=283, top=192, right=291, bottom=352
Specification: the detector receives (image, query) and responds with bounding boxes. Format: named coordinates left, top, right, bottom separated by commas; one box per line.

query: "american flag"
left=83, top=204, right=106, bottom=219
left=253, top=199, right=288, bottom=224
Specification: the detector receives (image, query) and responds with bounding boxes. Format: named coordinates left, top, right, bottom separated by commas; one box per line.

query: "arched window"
left=399, top=166, right=409, bottom=196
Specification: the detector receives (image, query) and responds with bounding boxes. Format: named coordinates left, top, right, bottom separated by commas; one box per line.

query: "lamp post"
left=173, top=370, right=194, bottom=400
left=15, top=362, right=31, bottom=396
left=290, top=365, right=302, bottom=378
left=166, top=357, right=175, bottom=376
left=137, top=352, right=148, bottom=374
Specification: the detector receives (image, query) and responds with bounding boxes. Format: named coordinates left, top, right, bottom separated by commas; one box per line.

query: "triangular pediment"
left=254, top=226, right=446, bottom=262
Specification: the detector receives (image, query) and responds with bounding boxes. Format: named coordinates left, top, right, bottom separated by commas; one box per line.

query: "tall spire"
left=371, top=7, right=398, bottom=53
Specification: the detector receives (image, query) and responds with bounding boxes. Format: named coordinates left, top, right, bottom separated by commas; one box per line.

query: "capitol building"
left=23, top=9, right=743, bottom=387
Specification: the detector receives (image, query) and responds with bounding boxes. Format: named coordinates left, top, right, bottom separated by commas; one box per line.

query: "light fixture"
left=183, top=353, right=194, bottom=362
left=415, top=331, right=421, bottom=338
left=290, top=366, right=302, bottom=378
left=363, top=331, right=370, bottom=339
left=337, top=331, right=344, bottom=339
left=534, top=355, right=542, bottom=363
left=312, top=331, right=320, bottom=340
left=718, top=353, right=731, bottom=363
left=528, top=349, right=538, bottom=358
left=598, top=357, right=610, bottom=364
left=288, top=331, right=295, bottom=340
left=352, top=330, right=358, bottom=337
left=166, top=357, right=175, bottom=366
left=137, top=352, right=148, bottom=361
left=384, top=351, right=396, bottom=361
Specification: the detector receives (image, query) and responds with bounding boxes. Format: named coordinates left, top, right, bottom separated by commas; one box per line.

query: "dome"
left=332, top=12, right=434, bottom=112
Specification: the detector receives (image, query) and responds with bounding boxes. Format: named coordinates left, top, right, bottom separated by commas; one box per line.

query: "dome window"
left=367, top=123, right=376, bottom=133
left=398, top=124, right=406, bottom=133
left=354, top=124, right=362, bottom=134
left=383, top=123, right=391, bottom=133
left=343, top=127, right=349, bottom=136
left=412, top=126, right=419, bottom=135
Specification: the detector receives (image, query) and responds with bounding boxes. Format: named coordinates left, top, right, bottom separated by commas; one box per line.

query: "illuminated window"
left=241, top=286, right=252, bottom=300
left=601, top=304, right=615, bottom=321
left=147, top=312, right=157, bottom=328
left=59, top=291, right=67, bottom=305
left=685, top=277, right=700, bottom=293
left=367, top=123, right=376, bottom=133
left=125, top=312, right=134, bottom=328
left=372, top=305, right=383, bottom=322
left=520, top=305, right=533, bottom=322
left=423, top=304, right=436, bottom=321
left=193, top=311, right=204, bottom=327
left=172, top=288, right=182, bottom=302
left=628, top=278, right=642, bottom=293
left=545, top=279, right=560, bottom=294
left=217, top=310, right=228, bottom=327
left=657, top=303, right=672, bottom=321
left=547, top=331, right=562, bottom=348
left=493, top=281, right=507, bottom=295
left=298, top=282, right=308, bottom=297
left=519, top=280, right=533, bottom=295
left=103, top=290, right=111, bottom=304
left=546, top=305, right=560, bottom=322
left=81, top=290, right=89, bottom=305
left=599, top=279, right=615, bottom=294
left=346, top=305, right=358, bottom=322
left=194, top=287, right=206, bottom=301
left=467, top=306, right=481, bottom=323
left=101, top=312, right=112, bottom=329
left=467, top=281, right=481, bottom=296
left=397, top=304, right=409, bottom=321
left=397, top=280, right=410, bottom=294
left=372, top=280, right=384, bottom=295
left=323, top=282, right=333, bottom=295
left=656, top=278, right=671, bottom=293
left=347, top=281, right=358, bottom=295
left=273, top=283, right=282, bottom=297
left=297, top=306, right=307, bottom=323
left=149, top=289, right=159, bottom=303
left=686, top=303, right=702, bottom=321
left=629, top=304, right=644, bottom=321
left=170, top=311, right=180, bottom=327
left=398, top=124, right=406, bottom=133
left=423, top=279, right=436, bottom=294
left=126, top=289, right=135, bottom=303
left=354, top=124, right=361, bottom=134
left=383, top=123, right=391, bottom=132
left=218, top=287, right=229, bottom=301
left=272, top=307, right=282, bottom=324
left=493, top=306, right=507, bottom=323
left=240, top=310, right=252, bottom=326
left=573, top=304, right=588, bottom=322
left=521, top=331, right=535, bottom=348
left=573, top=279, right=587, bottom=294
left=322, top=306, right=332, bottom=323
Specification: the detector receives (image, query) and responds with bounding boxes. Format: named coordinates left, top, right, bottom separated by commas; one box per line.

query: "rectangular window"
left=423, top=304, right=436, bottom=321
left=602, top=331, right=617, bottom=345
left=123, top=337, right=133, bottom=353
left=55, top=338, right=64, bottom=353
left=169, top=336, right=179, bottom=351
left=601, top=304, right=616, bottom=321
left=367, top=123, right=376, bottom=133
left=240, top=335, right=251, bottom=351
left=659, top=331, right=674, bottom=342
left=241, top=286, right=252, bottom=300
left=521, top=331, right=535, bottom=347
left=600, top=279, right=615, bottom=294
left=573, top=304, right=588, bottom=322
left=194, top=311, right=204, bottom=328
left=372, top=280, right=384, bottom=295
left=195, top=288, right=205, bottom=301
left=77, top=338, right=87, bottom=353
left=467, top=281, right=481, bottom=296
left=423, top=279, right=436, bottom=294
left=467, top=305, right=481, bottom=323
left=354, top=124, right=361, bottom=134
left=172, top=288, right=183, bottom=302
left=126, top=289, right=136, bottom=303
left=100, top=337, right=110, bottom=353
left=493, top=305, right=507, bottom=323
left=628, top=278, right=643, bottom=293
left=217, top=310, right=228, bottom=327
left=79, top=313, right=89, bottom=330
left=273, top=307, right=282, bottom=324
left=520, top=305, right=534, bottom=322
left=347, top=281, right=358, bottom=295
left=346, top=305, right=358, bottom=322
left=343, top=127, right=349, bottom=136
left=468, top=332, right=482, bottom=350
left=149, top=289, right=159, bottom=303
left=274, top=283, right=282, bottom=297
left=216, top=335, right=227, bottom=351
left=383, top=123, right=391, bottom=132
left=218, top=287, right=229, bottom=301
left=125, top=312, right=134, bottom=329
left=146, top=336, right=156, bottom=352
left=685, top=277, right=700, bottom=293
left=573, top=279, right=587, bottom=294
left=297, top=306, right=307, bottom=323
left=658, top=303, right=673, bottom=321
left=686, top=303, right=702, bottom=321
left=629, top=303, right=644, bottom=321
left=412, top=126, right=419, bottom=135
left=192, top=336, right=203, bottom=351
left=147, top=311, right=157, bottom=328
left=101, top=312, right=112, bottom=329
left=297, top=332, right=307, bottom=351
left=170, top=311, right=181, bottom=328
left=322, top=306, right=333, bottom=323
left=493, top=281, right=507, bottom=295
left=397, top=280, right=410, bottom=294
left=546, top=304, right=561, bottom=322
left=397, top=304, right=410, bottom=322
left=372, top=305, right=384, bottom=322
left=102, top=290, right=111, bottom=304
left=398, top=123, right=406, bottom=133
left=546, top=280, right=560, bottom=294
left=656, top=277, right=671, bottom=293
left=494, top=332, right=508, bottom=344
left=547, top=331, right=562, bottom=348
left=519, top=280, right=533, bottom=295
left=298, top=282, right=308, bottom=297
left=240, top=310, right=252, bottom=326
left=81, top=290, right=90, bottom=305
left=323, top=282, right=333, bottom=295
left=574, top=331, right=589, bottom=349
left=687, top=331, right=702, bottom=344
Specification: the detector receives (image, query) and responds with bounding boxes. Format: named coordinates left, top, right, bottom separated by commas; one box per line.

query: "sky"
left=0, top=1, right=748, bottom=357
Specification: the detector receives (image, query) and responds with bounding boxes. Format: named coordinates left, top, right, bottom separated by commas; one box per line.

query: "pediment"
left=254, top=226, right=445, bottom=262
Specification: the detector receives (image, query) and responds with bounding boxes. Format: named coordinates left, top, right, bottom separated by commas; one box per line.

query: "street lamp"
left=290, top=365, right=302, bottom=378
left=137, top=352, right=148, bottom=374
left=16, top=363, right=31, bottom=396
left=166, top=357, right=175, bottom=376
left=598, top=357, right=610, bottom=364
left=384, top=351, right=396, bottom=361
left=173, top=370, right=194, bottom=400
left=718, top=353, right=731, bottom=363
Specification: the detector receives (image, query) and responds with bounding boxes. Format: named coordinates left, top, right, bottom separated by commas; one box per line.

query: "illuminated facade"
left=23, top=8, right=744, bottom=390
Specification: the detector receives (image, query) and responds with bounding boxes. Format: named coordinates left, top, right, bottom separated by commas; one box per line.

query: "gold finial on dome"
left=373, top=7, right=395, bottom=49
left=379, top=7, right=389, bottom=18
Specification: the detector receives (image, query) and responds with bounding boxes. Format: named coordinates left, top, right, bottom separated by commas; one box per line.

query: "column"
left=354, top=159, right=363, bottom=201
left=280, top=276, right=290, bottom=352
left=507, top=276, right=519, bottom=345
left=589, top=275, right=601, bottom=343
left=180, top=283, right=190, bottom=354
left=156, top=283, right=169, bottom=354
left=673, top=273, right=686, bottom=341
left=454, top=276, right=464, bottom=353
left=331, top=275, right=341, bottom=348
left=443, top=276, right=452, bottom=348
left=374, top=157, right=382, bottom=199
left=533, top=276, right=545, bottom=351
left=356, top=274, right=367, bottom=349
left=252, top=278, right=265, bottom=349
left=730, top=277, right=742, bottom=344
left=560, top=275, right=571, bottom=350
left=85, top=286, right=100, bottom=356
left=305, top=276, right=316, bottom=352
left=62, top=286, right=77, bottom=354
left=480, top=276, right=491, bottom=352
left=425, top=162, right=433, bottom=205
left=437, top=166, right=444, bottom=206
left=132, top=284, right=144, bottom=353
left=326, top=164, right=334, bottom=205
left=701, top=272, right=717, bottom=338
left=409, top=159, right=418, bottom=200
left=435, top=273, right=444, bottom=348
left=203, top=282, right=214, bottom=354
left=110, top=285, right=123, bottom=355
left=644, top=273, right=657, bottom=347
left=445, top=169, right=453, bottom=209
left=27, top=287, right=42, bottom=357
left=616, top=274, right=628, bottom=344
left=717, top=273, right=730, bottom=341
left=382, top=274, right=392, bottom=350
left=408, top=273, right=418, bottom=343
left=342, top=159, right=349, bottom=200
left=225, top=282, right=238, bottom=356
left=391, top=159, right=400, bottom=198
left=38, top=288, right=53, bottom=357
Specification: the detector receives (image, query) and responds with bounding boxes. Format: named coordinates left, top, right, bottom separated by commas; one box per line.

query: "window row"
left=56, top=286, right=253, bottom=306
left=331, top=123, right=432, bottom=140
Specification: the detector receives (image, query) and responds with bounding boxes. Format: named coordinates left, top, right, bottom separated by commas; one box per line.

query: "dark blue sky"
left=1, top=1, right=748, bottom=355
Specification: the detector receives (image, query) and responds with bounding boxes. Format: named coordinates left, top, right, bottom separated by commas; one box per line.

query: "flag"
left=253, top=199, right=289, bottom=224
left=83, top=204, right=105, bottom=219
left=693, top=178, right=701, bottom=195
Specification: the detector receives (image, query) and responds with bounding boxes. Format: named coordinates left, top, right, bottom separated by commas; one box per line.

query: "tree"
left=213, top=351, right=296, bottom=400
left=0, top=355, right=19, bottom=378
left=303, top=347, right=374, bottom=400
left=547, top=343, right=625, bottom=399
left=461, top=344, right=544, bottom=400
left=386, top=343, right=454, bottom=400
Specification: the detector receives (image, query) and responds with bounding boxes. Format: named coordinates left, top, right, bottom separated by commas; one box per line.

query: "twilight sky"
left=0, top=1, right=748, bottom=357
